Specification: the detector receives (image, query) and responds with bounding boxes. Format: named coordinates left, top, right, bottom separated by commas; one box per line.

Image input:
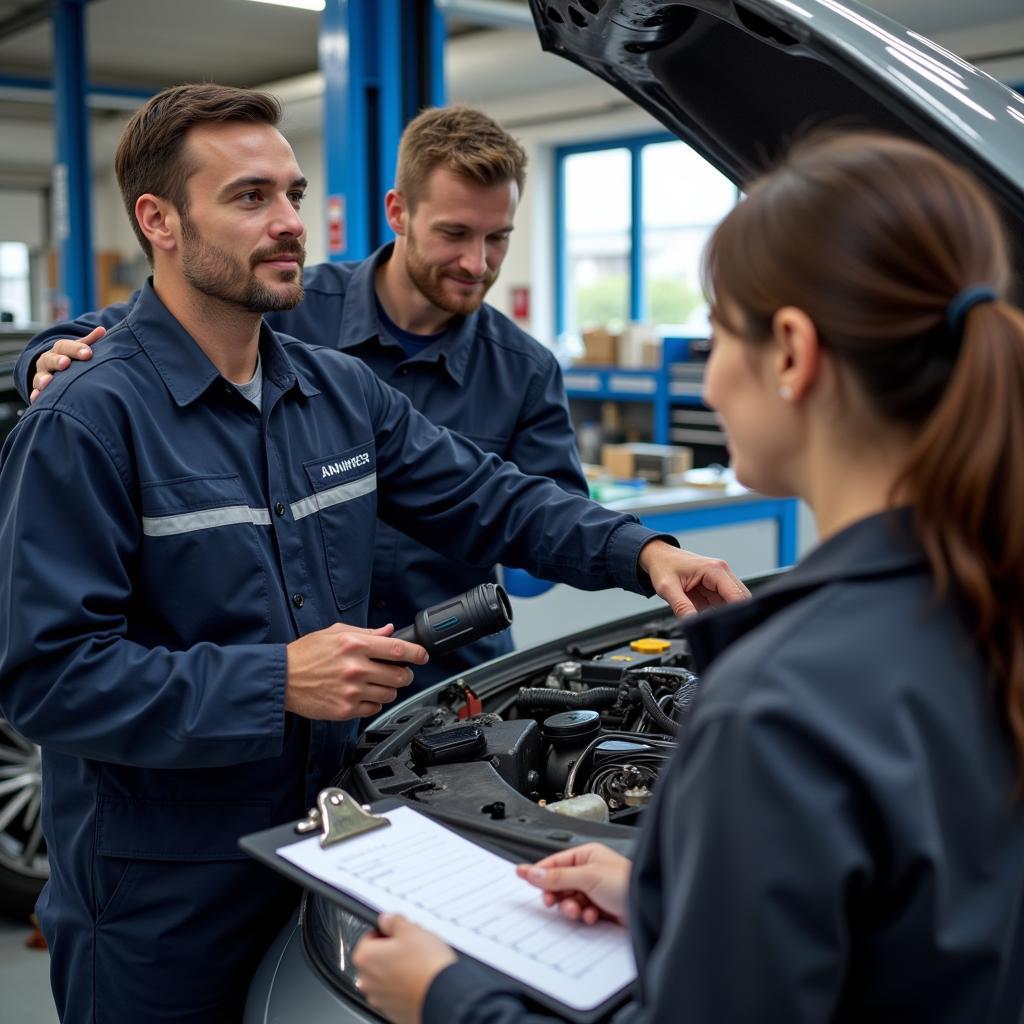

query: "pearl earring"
left=779, top=384, right=793, bottom=401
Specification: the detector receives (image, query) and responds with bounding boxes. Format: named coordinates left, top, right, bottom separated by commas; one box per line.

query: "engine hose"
left=627, top=665, right=698, bottom=688
left=516, top=686, right=620, bottom=711
left=564, top=729, right=674, bottom=798
left=636, top=681, right=679, bottom=737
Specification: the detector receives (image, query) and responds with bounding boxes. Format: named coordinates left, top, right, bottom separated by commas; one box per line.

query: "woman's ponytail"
left=898, top=300, right=1024, bottom=776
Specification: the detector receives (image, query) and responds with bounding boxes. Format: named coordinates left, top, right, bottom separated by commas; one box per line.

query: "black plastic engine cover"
left=476, top=717, right=542, bottom=795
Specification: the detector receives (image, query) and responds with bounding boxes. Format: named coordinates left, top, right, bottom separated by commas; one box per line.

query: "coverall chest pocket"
left=302, top=443, right=378, bottom=612
left=138, top=473, right=271, bottom=643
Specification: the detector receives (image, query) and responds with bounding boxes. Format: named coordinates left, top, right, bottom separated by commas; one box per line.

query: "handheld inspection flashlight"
left=393, top=582, right=513, bottom=657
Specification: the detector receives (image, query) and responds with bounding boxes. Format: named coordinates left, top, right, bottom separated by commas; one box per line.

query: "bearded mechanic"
left=0, top=84, right=747, bottom=1023
left=21, top=104, right=592, bottom=692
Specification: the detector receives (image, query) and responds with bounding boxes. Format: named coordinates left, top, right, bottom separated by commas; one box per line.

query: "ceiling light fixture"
left=243, top=0, right=325, bottom=12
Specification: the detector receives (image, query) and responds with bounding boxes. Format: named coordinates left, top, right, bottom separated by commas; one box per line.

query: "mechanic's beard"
left=405, top=232, right=496, bottom=317
left=181, top=222, right=305, bottom=313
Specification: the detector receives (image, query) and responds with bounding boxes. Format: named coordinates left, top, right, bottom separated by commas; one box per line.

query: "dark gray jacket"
left=426, top=510, right=1024, bottom=1023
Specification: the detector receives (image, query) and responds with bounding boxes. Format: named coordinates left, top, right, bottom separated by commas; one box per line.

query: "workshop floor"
left=0, top=916, right=58, bottom=1022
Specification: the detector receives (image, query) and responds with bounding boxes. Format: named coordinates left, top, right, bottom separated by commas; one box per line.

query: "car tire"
left=0, top=719, right=47, bottom=921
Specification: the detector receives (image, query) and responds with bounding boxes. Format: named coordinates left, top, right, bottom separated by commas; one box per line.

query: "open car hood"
left=530, top=0, right=1024, bottom=288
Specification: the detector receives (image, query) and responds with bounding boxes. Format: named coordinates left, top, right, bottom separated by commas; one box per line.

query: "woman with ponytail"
left=352, top=133, right=1024, bottom=1024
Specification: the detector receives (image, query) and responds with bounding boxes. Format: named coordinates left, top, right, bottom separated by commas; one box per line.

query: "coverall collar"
left=337, top=242, right=479, bottom=386
left=127, top=278, right=320, bottom=407
left=685, top=508, right=927, bottom=674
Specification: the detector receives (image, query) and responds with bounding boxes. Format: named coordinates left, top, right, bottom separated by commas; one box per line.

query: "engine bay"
left=345, top=627, right=698, bottom=844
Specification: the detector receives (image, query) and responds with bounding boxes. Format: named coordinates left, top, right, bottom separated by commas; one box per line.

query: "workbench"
left=504, top=483, right=805, bottom=650
left=604, top=481, right=799, bottom=570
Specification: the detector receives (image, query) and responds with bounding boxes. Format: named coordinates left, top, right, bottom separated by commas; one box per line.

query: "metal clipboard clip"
left=294, top=787, right=391, bottom=849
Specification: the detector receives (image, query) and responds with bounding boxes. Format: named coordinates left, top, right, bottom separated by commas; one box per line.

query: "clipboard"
left=240, top=788, right=636, bottom=1023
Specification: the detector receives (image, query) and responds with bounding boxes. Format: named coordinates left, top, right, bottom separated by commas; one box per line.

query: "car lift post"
left=320, top=0, right=447, bottom=262
left=53, top=0, right=96, bottom=317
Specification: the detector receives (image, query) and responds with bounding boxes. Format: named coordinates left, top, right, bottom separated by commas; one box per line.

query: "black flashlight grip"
left=393, top=583, right=513, bottom=657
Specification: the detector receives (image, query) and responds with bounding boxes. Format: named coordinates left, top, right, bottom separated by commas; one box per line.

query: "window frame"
left=554, top=132, right=739, bottom=336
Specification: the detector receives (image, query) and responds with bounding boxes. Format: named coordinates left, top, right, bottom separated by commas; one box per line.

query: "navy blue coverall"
left=423, top=511, right=1024, bottom=1024
left=0, top=282, right=663, bottom=1023
left=17, top=244, right=588, bottom=691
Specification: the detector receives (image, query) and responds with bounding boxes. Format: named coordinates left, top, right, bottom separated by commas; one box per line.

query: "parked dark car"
left=244, top=0, right=1024, bottom=1020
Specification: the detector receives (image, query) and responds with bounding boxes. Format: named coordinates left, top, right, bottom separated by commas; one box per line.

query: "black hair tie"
left=945, top=285, right=997, bottom=339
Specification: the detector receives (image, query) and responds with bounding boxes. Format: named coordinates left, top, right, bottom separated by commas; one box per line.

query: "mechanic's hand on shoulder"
left=517, top=842, right=632, bottom=926
left=285, top=623, right=427, bottom=720
left=352, top=913, right=457, bottom=1024
left=30, top=325, right=105, bottom=402
left=639, top=539, right=749, bottom=616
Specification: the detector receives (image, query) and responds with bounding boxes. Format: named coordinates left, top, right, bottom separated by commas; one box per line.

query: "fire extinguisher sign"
left=511, top=286, right=530, bottom=321
left=327, top=195, right=346, bottom=255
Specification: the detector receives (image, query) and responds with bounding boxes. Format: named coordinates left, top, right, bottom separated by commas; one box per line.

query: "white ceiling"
left=0, top=0, right=320, bottom=89
left=1, top=0, right=1022, bottom=91
left=0, top=0, right=1021, bottom=182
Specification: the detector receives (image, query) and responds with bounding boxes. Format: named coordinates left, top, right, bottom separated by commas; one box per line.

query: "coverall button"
left=292, top=593, right=304, bottom=608
left=275, top=502, right=286, bottom=516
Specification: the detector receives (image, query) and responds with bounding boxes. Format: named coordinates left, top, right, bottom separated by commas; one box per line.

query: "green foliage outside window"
left=648, top=277, right=703, bottom=326
left=573, top=274, right=704, bottom=331
left=573, top=274, right=628, bottom=330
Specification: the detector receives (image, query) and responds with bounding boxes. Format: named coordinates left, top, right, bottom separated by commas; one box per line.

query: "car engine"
left=346, top=630, right=697, bottom=838
left=302, top=620, right=699, bottom=1004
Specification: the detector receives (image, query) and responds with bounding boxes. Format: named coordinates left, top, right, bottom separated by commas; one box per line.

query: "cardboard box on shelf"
left=601, top=443, right=694, bottom=484
left=617, top=323, right=660, bottom=368
left=640, top=340, right=662, bottom=368
left=576, top=327, right=618, bottom=365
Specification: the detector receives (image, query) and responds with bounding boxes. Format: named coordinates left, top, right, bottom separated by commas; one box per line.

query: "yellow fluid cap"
left=630, top=637, right=671, bottom=654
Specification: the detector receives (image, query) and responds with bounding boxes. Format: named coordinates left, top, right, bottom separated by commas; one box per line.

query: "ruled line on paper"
left=278, top=805, right=636, bottom=1010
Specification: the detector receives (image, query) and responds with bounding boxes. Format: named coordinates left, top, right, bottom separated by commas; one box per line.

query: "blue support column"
left=320, top=0, right=446, bottom=263
left=52, top=0, right=95, bottom=317
left=629, top=144, right=643, bottom=323
left=375, top=0, right=405, bottom=248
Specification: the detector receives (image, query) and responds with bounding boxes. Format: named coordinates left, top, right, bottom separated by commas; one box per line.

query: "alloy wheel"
left=0, top=720, right=47, bottom=882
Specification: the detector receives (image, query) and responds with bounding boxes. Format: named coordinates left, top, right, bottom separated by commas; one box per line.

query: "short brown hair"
left=114, top=83, right=282, bottom=262
left=395, top=105, right=527, bottom=208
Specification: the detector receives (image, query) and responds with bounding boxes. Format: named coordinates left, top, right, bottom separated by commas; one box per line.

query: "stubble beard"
left=404, top=230, right=496, bottom=318
left=180, top=216, right=305, bottom=313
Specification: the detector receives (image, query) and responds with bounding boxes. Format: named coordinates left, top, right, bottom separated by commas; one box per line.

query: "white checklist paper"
left=277, top=805, right=636, bottom=1011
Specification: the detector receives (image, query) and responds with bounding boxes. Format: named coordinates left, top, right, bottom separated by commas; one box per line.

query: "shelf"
left=669, top=393, right=706, bottom=407
left=670, top=427, right=728, bottom=446
left=564, top=366, right=661, bottom=402
left=564, top=351, right=721, bottom=453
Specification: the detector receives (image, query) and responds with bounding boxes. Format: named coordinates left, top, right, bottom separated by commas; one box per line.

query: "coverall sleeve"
left=422, top=687, right=870, bottom=1024
left=361, top=367, right=667, bottom=594
left=424, top=960, right=571, bottom=1024
left=0, top=408, right=287, bottom=769
left=506, top=356, right=588, bottom=498
left=16, top=296, right=138, bottom=402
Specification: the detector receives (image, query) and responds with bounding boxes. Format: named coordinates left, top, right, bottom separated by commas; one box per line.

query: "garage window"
left=0, top=242, right=31, bottom=324
left=556, top=135, right=739, bottom=336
